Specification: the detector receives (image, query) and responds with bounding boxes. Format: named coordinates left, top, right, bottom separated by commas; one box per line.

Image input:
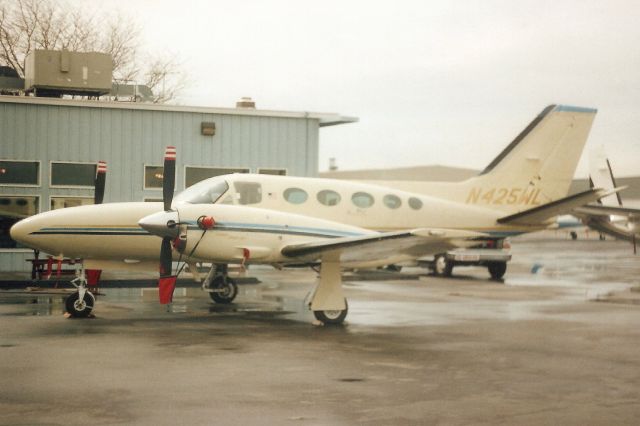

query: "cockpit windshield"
left=173, top=178, right=229, bottom=204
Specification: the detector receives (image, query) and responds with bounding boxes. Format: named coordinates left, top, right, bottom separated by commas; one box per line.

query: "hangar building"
left=0, top=95, right=357, bottom=272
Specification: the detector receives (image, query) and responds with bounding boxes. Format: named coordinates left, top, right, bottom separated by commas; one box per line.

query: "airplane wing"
left=281, top=228, right=484, bottom=264
left=497, top=188, right=619, bottom=226
left=574, top=204, right=640, bottom=217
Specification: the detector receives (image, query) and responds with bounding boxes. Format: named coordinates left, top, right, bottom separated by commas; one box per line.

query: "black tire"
left=65, top=291, right=95, bottom=318
left=433, top=254, right=453, bottom=277
left=570, top=231, right=578, bottom=240
left=209, top=276, right=238, bottom=304
left=488, top=262, right=507, bottom=280
left=313, top=300, right=348, bottom=325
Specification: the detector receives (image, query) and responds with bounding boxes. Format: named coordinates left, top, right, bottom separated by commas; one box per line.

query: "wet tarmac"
left=1, top=234, right=639, bottom=425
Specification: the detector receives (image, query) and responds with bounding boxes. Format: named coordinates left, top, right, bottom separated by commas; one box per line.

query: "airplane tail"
left=449, top=105, right=597, bottom=213
left=589, top=146, right=623, bottom=207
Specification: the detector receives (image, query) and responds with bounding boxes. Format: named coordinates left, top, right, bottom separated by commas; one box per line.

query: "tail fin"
left=589, top=146, right=623, bottom=206
left=457, top=105, right=597, bottom=212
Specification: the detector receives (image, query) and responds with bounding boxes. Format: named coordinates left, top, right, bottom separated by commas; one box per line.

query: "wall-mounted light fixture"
left=201, top=122, right=216, bottom=136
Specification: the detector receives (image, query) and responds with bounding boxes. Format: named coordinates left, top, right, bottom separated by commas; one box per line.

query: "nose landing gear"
left=65, top=266, right=95, bottom=318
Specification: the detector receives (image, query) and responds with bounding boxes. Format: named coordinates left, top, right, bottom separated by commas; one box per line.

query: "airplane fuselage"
left=10, top=174, right=546, bottom=268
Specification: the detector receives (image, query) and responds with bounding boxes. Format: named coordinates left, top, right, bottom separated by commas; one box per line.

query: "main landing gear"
left=65, top=267, right=95, bottom=318
left=309, top=256, right=348, bottom=325
left=202, top=264, right=238, bottom=304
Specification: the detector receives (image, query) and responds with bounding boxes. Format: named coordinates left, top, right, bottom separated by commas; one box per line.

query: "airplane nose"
left=9, top=217, right=38, bottom=246
left=138, top=210, right=180, bottom=239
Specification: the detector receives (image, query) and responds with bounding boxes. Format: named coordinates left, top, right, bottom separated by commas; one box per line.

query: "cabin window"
left=317, top=190, right=341, bottom=206
left=408, top=197, right=423, bottom=210
left=383, top=194, right=402, bottom=209
left=351, top=192, right=374, bottom=208
left=51, top=162, right=96, bottom=187
left=50, top=197, right=93, bottom=210
left=234, top=182, right=262, bottom=205
left=0, top=196, right=39, bottom=249
left=173, top=179, right=229, bottom=204
left=0, top=160, right=39, bottom=186
left=185, top=166, right=249, bottom=187
left=283, top=188, right=308, bottom=204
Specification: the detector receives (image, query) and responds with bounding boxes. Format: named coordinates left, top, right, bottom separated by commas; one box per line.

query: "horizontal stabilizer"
left=281, top=228, right=485, bottom=262
left=497, top=188, right=621, bottom=226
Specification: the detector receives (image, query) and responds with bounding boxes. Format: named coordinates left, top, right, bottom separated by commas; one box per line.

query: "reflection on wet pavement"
left=0, top=237, right=638, bottom=327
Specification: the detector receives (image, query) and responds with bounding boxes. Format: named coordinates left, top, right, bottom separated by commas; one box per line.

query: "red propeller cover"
left=159, top=276, right=177, bottom=304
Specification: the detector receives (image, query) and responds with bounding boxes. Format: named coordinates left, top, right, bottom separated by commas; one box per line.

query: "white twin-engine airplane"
left=10, top=105, right=611, bottom=324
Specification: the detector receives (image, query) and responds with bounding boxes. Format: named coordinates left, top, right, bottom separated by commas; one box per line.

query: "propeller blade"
left=158, top=236, right=176, bottom=304
left=94, top=161, right=107, bottom=204
left=163, top=146, right=176, bottom=211
left=160, top=237, right=173, bottom=277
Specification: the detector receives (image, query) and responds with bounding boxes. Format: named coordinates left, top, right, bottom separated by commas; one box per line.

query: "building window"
left=352, top=192, right=374, bottom=209
left=51, top=162, right=96, bottom=187
left=144, top=165, right=165, bottom=189
left=0, top=160, right=39, bottom=186
left=383, top=194, right=402, bottom=209
left=185, top=166, right=249, bottom=188
left=234, top=182, right=262, bottom=205
left=50, top=197, right=94, bottom=210
left=408, top=197, right=423, bottom=210
left=258, top=168, right=287, bottom=176
left=283, top=188, right=308, bottom=204
left=317, top=190, right=341, bottom=206
left=0, top=196, right=39, bottom=249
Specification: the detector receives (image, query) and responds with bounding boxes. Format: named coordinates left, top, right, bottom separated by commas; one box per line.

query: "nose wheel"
left=65, top=269, right=95, bottom=318
left=65, top=291, right=95, bottom=318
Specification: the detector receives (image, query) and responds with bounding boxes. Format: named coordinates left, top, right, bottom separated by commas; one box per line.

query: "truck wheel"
left=488, top=262, right=507, bottom=280
left=434, top=255, right=453, bottom=277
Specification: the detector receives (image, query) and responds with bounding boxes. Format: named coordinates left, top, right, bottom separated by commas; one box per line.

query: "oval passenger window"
left=283, top=187, right=308, bottom=204
left=408, top=197, right=423, bottom=210
left=351, top=192, right=374, bottom=208
left=317, top=190, right=341, bottom=206
left=383, top=194, right=402, bottom=209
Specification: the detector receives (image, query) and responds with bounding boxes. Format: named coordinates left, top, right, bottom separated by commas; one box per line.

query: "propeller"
left=158, top=146, right=178, bottom=304
left=138, top=146, right=218, bottom=304
left=94, top=161, right=107, bottom=204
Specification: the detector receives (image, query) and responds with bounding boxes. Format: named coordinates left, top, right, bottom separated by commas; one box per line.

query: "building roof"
left=320, top=165, right=479, bottom=182
left=0, top=95, right=358, bottom=127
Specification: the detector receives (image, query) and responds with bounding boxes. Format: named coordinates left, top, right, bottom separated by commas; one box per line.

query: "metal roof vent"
left=236, top=97, right=256, bottom=109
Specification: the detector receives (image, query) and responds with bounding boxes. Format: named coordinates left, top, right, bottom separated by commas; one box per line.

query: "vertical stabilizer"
left=453, top=105, right=597, bottom=213
left=589, top=146, right=623, bottom=206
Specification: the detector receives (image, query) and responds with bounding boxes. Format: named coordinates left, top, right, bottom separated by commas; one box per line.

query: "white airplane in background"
left=573, top=147, right=640, bottom=252
left=10, top=105, right=612, bottom=324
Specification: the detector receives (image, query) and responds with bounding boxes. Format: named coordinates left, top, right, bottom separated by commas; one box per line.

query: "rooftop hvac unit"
left=24, top=49, right=113, bottom=97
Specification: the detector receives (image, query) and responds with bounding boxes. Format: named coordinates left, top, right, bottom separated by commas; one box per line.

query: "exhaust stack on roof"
left=236, top=97, right=256, bottom=108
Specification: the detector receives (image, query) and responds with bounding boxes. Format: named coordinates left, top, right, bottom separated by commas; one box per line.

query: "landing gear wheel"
left=209, top=276, right=238, bottom=304
left=433, top=254, right=453, bottom=277
left=488, top=262, right=507, bottom=280
left=65, top=291, right=95, bottom=318
left=313, top=300, right=348, bottom=325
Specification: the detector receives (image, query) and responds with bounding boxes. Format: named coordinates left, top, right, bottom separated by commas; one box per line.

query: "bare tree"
left=0, top=0, right=186, bottom=102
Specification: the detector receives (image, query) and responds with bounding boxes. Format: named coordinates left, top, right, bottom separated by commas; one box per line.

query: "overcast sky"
left=82, top=0, right=640, bottom=177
